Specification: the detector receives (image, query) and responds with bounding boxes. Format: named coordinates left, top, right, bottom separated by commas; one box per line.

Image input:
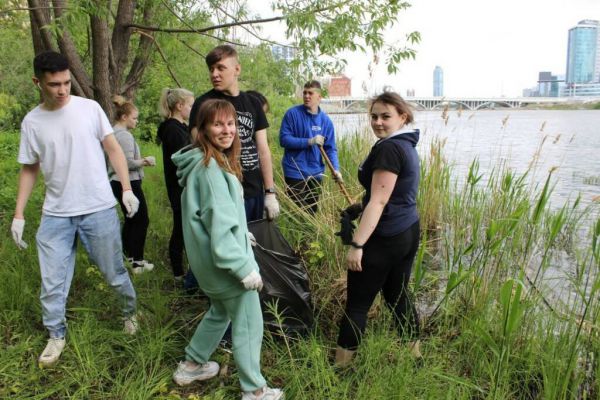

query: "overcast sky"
left=246, top=0, right=600, bottom=97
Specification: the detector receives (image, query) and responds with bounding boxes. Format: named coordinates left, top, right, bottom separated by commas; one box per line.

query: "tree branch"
left=0, top=6, right=72, bottom=15
left=135, top=30, right=181, bottom=88
left=212, top=3, right=295, bottom=50
left=125, top=2, right=342, bottom=35
left=158, top=0, right=245, bottom=46
left=126, top=14, right=287, bottom=34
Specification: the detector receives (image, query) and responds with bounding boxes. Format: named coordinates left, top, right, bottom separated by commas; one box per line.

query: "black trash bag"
left=248, top=219, right=314, bottom=335
left=335, top=203, right=363, bottom=245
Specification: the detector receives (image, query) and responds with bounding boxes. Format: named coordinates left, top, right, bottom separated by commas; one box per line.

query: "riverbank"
left=0, top=123, right=598, bottom=398
left=523, top=101, right=600, bottom=110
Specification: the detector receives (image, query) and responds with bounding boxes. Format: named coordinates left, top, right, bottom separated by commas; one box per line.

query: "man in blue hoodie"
left=279, top=80, right=340, bottom=214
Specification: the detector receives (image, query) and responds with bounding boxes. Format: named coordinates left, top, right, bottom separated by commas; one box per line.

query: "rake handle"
left=319, top=145, right=353, bottom=205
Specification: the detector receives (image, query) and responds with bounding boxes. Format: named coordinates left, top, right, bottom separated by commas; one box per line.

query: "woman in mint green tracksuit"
left=171, top=99, right=283, bottom=400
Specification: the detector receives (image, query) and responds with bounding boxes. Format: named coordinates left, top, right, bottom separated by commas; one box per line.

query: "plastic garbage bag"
left=248, top=219, right=314, bottom=335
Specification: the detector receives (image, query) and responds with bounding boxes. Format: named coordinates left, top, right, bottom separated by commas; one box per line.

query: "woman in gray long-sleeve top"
left=108, top=96, right=155, bottom=275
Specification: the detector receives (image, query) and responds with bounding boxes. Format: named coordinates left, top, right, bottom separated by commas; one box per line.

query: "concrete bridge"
left=321, top=96, right=573, bottom=112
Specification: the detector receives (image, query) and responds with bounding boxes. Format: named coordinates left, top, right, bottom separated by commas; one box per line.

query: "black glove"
left=343, top=203, right=363, bottom=221
left=335, top=214, right=356, bottom=245
left=335, top=203, right=363, bottom=245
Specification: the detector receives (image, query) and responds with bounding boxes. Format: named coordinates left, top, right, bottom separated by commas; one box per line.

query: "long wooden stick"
left=319, top=145, right=353, bottom=204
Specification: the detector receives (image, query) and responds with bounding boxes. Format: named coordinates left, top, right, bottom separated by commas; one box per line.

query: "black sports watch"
left=264, top=187, right=276, bottom=194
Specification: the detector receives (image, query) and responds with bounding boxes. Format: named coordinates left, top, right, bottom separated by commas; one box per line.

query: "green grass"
left=1, top=117, right=599, bottom=399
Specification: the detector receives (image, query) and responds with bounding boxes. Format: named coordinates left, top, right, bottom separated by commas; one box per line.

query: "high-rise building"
left=433, top=66, right=444, bottom=96
left=537, top=71, right=560, bottom=97
left=271, top=44, right=296, bottom=62
left=566, top=20, right=599, bottom=84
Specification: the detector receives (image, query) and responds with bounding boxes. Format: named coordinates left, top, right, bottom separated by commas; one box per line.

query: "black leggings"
left=111, top=179, right=149, bottom=262
left=169, top=205, right=185, bottom=277
left=285, top=176, right=322, bottom=215
left=337, top=221, right=420, bottom=350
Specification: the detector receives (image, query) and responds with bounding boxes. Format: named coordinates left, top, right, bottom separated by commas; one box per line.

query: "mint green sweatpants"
left=185, top=290, right=267, bottom=391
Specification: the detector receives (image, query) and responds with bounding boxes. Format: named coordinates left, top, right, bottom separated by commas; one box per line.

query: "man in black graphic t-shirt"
left=190, top=45, right=279, bottom=222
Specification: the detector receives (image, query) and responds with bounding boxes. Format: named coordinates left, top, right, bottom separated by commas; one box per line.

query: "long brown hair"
left=192, top=99, right=242, bottom=180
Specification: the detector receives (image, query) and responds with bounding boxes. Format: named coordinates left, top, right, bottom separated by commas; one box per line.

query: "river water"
left=331, top=110, right=600, bottom=211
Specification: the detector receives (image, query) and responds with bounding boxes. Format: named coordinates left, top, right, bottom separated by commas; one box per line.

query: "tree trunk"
left=52, top=0, right=94, bottom=98
left=122, top=1, right=155, bottom=99
left=111, top=0, right=136, bottom=87
left=28, top=0, right=53, bottom=54
left=90, top=9, right=112, bottom=120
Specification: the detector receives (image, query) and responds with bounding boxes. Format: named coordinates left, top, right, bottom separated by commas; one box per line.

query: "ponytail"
left=158, top=87, right=194, bottom=119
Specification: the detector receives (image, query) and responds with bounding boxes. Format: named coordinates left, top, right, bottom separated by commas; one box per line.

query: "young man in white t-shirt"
left=11, top=51, right=140, bottom=368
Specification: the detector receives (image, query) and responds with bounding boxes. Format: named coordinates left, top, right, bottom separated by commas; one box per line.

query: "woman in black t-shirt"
left=157, top=87, right=195, bottom=280
left=336, top=92, right=422, bottom=367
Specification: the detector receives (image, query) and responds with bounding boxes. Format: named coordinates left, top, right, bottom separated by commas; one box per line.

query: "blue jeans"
left=36, top=207, right=137, bottom=338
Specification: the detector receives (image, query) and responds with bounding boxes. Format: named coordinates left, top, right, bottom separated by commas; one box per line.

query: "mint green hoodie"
left=172, top=146, right=258, bottom=299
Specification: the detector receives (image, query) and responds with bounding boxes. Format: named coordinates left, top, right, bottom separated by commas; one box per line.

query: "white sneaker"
left=38, top=338, right=66, bottom=367
left=173, top=361, right=219, bottom=386
left=241, top=387, right=284, bottom=400
left=123, top=315, right=138, bottom=335
left=132, top=260, right=154, bottom=274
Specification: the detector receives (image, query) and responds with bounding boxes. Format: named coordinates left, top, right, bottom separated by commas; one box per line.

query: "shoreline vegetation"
left=323, top=101, right=600, bottom=114
left=1, top=110, right=599, bottom=399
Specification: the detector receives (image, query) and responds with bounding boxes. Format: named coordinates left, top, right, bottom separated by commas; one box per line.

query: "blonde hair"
left=192, top=99, right=242, bottom=181
left=158, top=87, right=194, bottom=119
left=112, top=95, right=137, bottom=121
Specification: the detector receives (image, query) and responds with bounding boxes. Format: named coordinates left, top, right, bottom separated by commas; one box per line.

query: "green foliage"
left=0, top=93, right=26, bottom=131
left=275, top=0, right=419, bottom=76
left=0, top=5, right=36, bottom=127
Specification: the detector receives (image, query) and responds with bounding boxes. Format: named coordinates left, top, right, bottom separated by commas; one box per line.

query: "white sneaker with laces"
left=241, top=386, right=284, bottom=400
left=123, top=315, right=138, bottom=335
left=132, top=260, right=154, bottom=274
left=173, top=361, right=219, bottom=386
left=38, top=338, right=66, bottom=367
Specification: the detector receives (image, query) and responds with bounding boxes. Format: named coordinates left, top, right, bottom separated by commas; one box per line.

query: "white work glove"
left=333, top=170, right=343, bottom=183
left=122, top=190, right=140, bottom=218
left=11, top=218, right=28, bottom=249
left=308, top=135, right=325, bottom=146
left=264, top=194, right=280, bottom=220
left=247, top=231, right=257, bottom=247
left=143, top=156, right=156, bottom=166
left=241, top=270, right=263, bottom=291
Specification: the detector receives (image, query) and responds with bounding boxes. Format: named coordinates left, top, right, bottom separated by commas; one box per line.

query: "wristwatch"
left=264, top=187, right=276, bottom=194
left=350, top=241, right=364, bottom=249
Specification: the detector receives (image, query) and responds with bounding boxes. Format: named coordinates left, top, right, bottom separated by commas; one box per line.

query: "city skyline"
left=247, top=0, right=600, bottom=97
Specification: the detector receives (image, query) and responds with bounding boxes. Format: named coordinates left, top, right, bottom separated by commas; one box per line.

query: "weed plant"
left=0, top=114, right=599, bottom=399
